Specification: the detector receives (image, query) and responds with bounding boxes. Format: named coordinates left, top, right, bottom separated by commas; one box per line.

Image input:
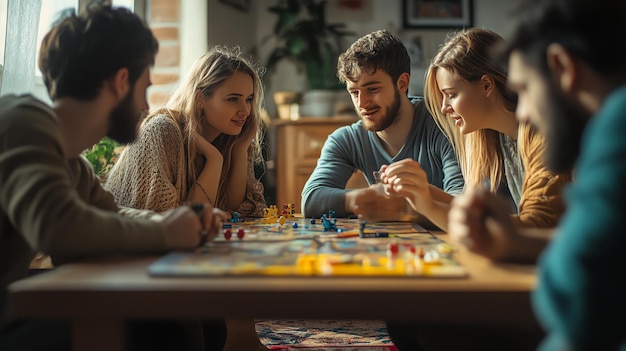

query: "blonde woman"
left=105, top=46, right=267, bottom=350
left=380, top=28, right=571, bottom=234
left=385, top=28, right=571, bottom=351
left=105, top=46, right=266, bottom=216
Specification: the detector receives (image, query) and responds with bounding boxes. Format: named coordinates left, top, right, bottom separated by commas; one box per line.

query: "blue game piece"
left=321, top=214, right=338, bottom=231
left=310, top=217, right=316, bottom=224
left=222, top=223, right=232, bottom=229
left=292, top=222, right=298, bottom=229
left=229, top=211, right=240, bottom=223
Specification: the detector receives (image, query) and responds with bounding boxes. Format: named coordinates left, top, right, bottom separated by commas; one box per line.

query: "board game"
left=148, top=216, right=467, bottom=278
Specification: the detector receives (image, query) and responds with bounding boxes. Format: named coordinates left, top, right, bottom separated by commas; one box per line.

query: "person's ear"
left=480, top=75, right=496, bottom=97
left=396, top=72, right=410, bottom=94
left=546, top=43, right=576, bottom=93
left=195, top=89, right=205, bottom=104
left=109, top=68, right=130, bottom=100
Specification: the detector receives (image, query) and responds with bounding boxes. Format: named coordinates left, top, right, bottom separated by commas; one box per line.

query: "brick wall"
left=146, top=0, right=181, bottom=108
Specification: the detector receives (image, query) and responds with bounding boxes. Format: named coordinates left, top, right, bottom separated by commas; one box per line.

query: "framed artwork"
left=403, top=0, right=473, bottom=29
left=218, top=0, right=251, bottom=13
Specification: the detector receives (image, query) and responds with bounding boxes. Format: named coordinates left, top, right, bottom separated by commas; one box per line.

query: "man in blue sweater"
left=446, top=0, right=626, bottom=350
left=301, top=29, right=464, bottom=221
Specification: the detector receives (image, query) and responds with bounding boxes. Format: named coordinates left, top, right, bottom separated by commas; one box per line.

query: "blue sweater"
left=533, top=86, right=626, bottom=351
left=301, top=97, right=464, bottom=218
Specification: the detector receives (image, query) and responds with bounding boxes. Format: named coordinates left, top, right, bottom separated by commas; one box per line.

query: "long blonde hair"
left=149, top=46, right=265, bottom=209
left=424, top=28, right=517, bottom=191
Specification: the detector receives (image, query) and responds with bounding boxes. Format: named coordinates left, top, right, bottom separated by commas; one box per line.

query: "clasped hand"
left=156, top=203, right=229, bottom=249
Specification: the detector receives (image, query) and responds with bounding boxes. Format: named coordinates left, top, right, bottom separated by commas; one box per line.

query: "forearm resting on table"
left=507, top=227, right=555, bottom=263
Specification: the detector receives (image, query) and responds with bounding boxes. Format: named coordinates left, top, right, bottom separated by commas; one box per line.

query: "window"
left=1, top=0, right=143, bottom=98
left=0, top=0, right=7, bottom=66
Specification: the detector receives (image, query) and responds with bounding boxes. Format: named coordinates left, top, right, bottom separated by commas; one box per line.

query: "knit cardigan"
left=514, top=125, right=572, bottom=228
left=105, top=113, right=266, bottom=217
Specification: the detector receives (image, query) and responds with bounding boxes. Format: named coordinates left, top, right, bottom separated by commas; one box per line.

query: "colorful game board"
left=216, top=217, right=428, bottom=241
left=148, top=218, right=467, bottom=278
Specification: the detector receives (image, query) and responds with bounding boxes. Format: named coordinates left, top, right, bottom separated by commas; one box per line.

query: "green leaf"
left=83, top=137, right=121, bottom=177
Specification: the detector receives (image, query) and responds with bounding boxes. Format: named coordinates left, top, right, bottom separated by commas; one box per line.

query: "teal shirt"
left=533, top=86, right=626, bottom=350
left=301, top=97, right=464, bottom=218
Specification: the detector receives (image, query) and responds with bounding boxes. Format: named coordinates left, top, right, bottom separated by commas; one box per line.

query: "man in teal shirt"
left=505, top=0, right=626, bottom=349
left=301, top=30, right=464, bottom=220
left=446, top=0, right=626, bottom=349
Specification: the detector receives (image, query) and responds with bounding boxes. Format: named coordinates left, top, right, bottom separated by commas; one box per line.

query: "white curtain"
left=1, top=0, right=44, bottom=99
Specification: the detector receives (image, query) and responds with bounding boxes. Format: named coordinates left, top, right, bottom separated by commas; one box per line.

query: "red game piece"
left=224, top=229, right=232, bottom=240
left=237, top=228, right=245, bottom=240
left=387, top=242, right=399, bottom=255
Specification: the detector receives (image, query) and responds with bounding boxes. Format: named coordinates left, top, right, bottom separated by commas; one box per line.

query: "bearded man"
left=301, top=29, right=464, bottom=221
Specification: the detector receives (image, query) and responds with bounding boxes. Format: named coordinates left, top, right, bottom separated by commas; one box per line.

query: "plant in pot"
left=262, top=0, right=354, bottom=117
left=83, top=137, right=120, bottom=182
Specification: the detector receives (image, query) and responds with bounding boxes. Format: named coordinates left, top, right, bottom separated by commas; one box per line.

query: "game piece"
left=224, top=229, right=232, bottom=240
left=282, top=203, right=296, bottom=218
left=278, top=216, right=286, bottom=225
left=310, top=217, right=316, bottom=224
left=237, top=228, right=245, bottom=240
left=261, top=205, right=279, bottom=224
left=222, top=223, right=232, bottom=229
left=292, top=222, right=298, bottom=229
left=360, top=231, right=389, bottom=238
left=424, top=249, right=441, bottom=264
left=230, top=211, right=240, bottom=223
left=373, top=170, right=382, bottom=183
left=359, top=219, right=389, bottom=238
left=387, top=242, right=400, bottom=255
left=321, top=214, right=338, bottom=232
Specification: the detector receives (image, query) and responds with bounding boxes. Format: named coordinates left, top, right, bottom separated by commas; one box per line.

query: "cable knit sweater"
left=105, top=113, right=266, bottom=217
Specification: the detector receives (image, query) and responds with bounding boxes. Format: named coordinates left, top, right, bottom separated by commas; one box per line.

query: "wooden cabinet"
left=273, top=116, right=368, bottom=213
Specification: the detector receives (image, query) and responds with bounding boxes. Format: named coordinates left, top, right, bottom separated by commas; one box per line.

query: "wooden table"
left=8, top=234, right=538, bottom=351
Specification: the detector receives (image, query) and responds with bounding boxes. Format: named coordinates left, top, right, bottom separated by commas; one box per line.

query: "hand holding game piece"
left=379, top=159, right=433, bottom=215
left=158, top=207, right=205, bottom=248
left=346, top=186, right=412, bottom=222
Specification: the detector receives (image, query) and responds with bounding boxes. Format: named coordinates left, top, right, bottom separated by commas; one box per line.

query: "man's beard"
left=361, top=88, right=402, bottom=132
left=542, top=82, right=589, bottom=173
left=107, top=89, right=142, bottom=144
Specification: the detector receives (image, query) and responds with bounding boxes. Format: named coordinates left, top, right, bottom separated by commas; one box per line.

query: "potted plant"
left=83, top=137, right=120, bottom=182
left=262, top=0, right=354, bottom=116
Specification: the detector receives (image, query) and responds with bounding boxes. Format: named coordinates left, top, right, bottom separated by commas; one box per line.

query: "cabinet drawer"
left=295, top=125, right=339, bottom=160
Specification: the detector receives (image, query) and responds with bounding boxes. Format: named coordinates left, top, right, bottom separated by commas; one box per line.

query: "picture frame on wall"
left=403, top=0, right=473, bottom=29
